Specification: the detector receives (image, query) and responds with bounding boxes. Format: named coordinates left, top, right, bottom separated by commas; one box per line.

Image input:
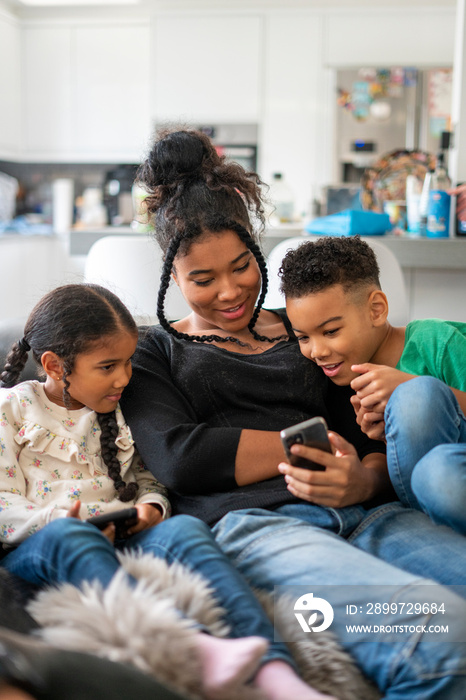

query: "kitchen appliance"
left=321, top=184, right=362, bottom=215
left=335, top=67, right=451, bottom=184
left=215, top=144, right=257, bottom=172
left=103, top=165, right=137, bottom=226
left=198, top=124, right=258, bottom=172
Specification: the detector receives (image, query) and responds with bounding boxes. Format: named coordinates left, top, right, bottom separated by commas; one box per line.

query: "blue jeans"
left=385, top=376, right=466, bottom=534
left=212, top=504, right=466, bottom=699
left=1, top=515, right=291, bottom=667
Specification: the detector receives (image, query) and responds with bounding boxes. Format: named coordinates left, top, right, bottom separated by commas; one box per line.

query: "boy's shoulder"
left=406, top=318, right=466, bottom=341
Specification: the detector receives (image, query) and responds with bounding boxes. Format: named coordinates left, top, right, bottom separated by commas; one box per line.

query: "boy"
left=278, top=235, right=466, bottom=534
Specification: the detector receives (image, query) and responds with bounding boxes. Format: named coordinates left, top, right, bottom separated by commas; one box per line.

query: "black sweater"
left=121, top=312, right=385, bottom=526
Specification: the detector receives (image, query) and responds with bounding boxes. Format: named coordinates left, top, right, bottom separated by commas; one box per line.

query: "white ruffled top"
left=0, top=381, right=170, bottom=545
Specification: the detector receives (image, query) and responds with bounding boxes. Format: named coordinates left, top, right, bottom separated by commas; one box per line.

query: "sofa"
left=0, top=318, right=39, bottom=382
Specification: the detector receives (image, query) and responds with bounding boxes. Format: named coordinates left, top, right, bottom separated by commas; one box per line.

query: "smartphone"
left=87, top=507, right=138, bottom=539
left=280, top=416, right=332, bottom=471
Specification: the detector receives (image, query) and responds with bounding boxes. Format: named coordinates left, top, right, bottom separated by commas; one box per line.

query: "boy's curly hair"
left=279, top=235, right=381, bottom=298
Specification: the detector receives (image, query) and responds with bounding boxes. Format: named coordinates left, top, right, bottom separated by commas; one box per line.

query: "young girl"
left=0, top=283, right=334, bottom=700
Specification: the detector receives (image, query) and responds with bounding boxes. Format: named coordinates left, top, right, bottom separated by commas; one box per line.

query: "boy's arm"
left=350, top=363, right=416, bottom=414
left=351, top=363, right=466, bottom=432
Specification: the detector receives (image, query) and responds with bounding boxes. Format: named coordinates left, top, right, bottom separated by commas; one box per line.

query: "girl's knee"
left=45, top=516, right=105, bottom=542
left=158, top=514, right=212, bottom=540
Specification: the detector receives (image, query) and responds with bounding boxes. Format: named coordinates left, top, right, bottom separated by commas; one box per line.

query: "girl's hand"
left=278, top=431, right=380, bottom=507
left=126, top=503, right=164, bottom=535
left=66, top=500, right=82, bottom=519
left=350, top=363, right=415, bottom=414
left=102, top=523, right=116, bottom=543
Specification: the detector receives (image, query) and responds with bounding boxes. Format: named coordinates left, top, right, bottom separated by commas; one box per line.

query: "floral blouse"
left=0, top=381, right=171, bottom=546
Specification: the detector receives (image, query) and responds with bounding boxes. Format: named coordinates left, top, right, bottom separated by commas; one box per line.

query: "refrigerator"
left=334, top=67, right=452, bottom=185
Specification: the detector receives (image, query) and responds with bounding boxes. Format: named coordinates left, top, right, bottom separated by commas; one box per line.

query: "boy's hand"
left=351, top=395, right=386, bottom=441
left=350, top=363, right=414, bottom=413
left=278, top=431, right=380, bottom=507
left=126, top=503, right=163, bottom=535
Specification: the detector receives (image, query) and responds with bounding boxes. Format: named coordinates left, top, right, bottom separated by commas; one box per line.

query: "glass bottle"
left=425, top=152, right=451, bottom=238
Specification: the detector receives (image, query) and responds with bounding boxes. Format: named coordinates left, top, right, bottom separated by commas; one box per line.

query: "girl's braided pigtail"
left=0, top=338, right=31, bottom=388
left=97, top=411, right=138, bottom=502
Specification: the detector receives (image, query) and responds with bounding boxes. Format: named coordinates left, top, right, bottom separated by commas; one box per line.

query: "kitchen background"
left=0, top=0, right=465, bottom=323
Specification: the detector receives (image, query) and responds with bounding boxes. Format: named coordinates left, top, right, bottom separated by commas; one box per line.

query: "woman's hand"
left=278, top=431, right=388, bottom=507
left=126, top=503, right=164, bottom=535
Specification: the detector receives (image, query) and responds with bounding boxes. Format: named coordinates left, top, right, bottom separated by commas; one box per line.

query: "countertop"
left=68, top=225, right=466, bottom=270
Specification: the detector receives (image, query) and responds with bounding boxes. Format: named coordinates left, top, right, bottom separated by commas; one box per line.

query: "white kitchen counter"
left=69, top=225, right=466, bottom=270
left=1, top=228, right=465, bottom=323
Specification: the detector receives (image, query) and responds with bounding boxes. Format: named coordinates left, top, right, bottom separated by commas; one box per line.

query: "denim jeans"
left=1, top=515, right=292, bottom=667
left=212, top=504, right=466, bottom=699
left=385, top=376, right=466, bottom=534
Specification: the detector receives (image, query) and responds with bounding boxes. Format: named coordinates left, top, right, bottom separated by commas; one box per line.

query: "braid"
left=61, top=362, right=74, bottom=409
left=97, top=411, right=138, bottom=502
left=0, top=341, right=30, bottom=388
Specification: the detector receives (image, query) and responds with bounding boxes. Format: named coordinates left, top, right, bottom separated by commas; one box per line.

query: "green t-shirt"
left=396, top=318, right=466, bottom=392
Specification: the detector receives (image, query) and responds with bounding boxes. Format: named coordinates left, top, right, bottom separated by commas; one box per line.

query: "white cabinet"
left=22, top=22, right=152, bottom=162
left=0, top=10, right=21, bottom=159
left=261, top=14, right=328, bottom=218
left=325, top=9, right=455, bottom=66
left=74, top=25, right=152, bottom=160
left=153, top=14, right=263, bottom=124
left=22, top=25, right=73, bottom=156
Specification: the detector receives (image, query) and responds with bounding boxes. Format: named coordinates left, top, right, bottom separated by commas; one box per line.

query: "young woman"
left=120, top=128, right=466, bottom=699
left=0, top=283, right=334, bottom=700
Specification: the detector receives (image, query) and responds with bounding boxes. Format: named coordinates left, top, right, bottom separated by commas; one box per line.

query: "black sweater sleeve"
left=121, top=331, right=241, bottom=494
